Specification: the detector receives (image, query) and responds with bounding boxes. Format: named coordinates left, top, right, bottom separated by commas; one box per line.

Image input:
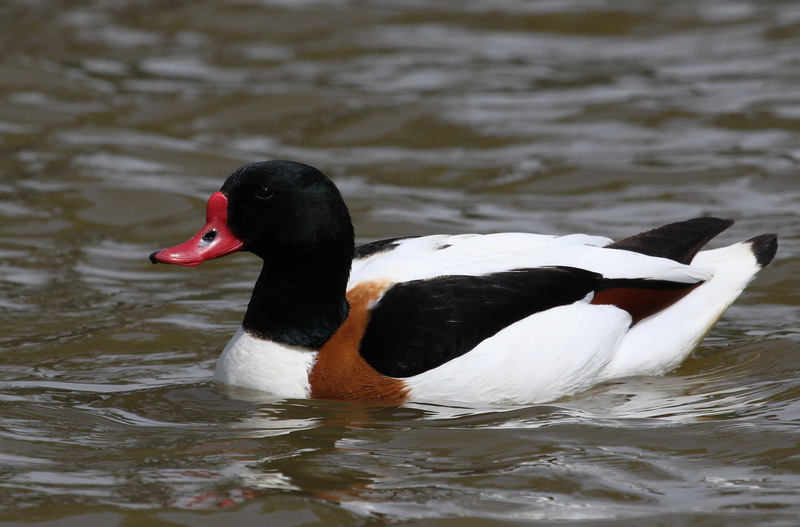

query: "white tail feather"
left=601, top=241, right=763, bottom=379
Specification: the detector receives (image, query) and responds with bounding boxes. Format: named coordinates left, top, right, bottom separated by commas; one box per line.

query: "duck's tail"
left=601, top=229, right=777, bottom=379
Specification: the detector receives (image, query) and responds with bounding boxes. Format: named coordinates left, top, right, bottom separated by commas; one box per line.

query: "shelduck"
left=150, top=161, right=777, bottom=405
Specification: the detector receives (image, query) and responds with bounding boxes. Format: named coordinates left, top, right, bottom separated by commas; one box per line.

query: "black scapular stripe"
left=354, top=237, right=415, bottom=260
left=359, top=266, right=602, bottom=378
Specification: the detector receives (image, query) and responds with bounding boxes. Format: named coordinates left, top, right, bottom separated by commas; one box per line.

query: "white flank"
left=405, top=303, right=631, bottom=405
left=213, top=328, right=317, bottom=398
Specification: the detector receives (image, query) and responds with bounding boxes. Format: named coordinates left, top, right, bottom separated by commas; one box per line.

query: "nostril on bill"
left=201, top=230, right=217, bottom=244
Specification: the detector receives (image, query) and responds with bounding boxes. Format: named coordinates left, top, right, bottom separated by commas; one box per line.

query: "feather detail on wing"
left=358, top=267, right=603, bottom=378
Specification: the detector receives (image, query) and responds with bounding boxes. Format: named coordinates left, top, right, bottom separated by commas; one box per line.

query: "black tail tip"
left=747, top=234, right=778, bottom=268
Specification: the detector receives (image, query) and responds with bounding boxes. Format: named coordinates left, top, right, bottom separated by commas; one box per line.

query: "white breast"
left=213, top=328, right=317, bottom=398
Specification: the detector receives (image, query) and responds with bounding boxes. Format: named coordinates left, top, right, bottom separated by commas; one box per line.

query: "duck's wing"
left=338, top=221, right=775, bottom=404
left=358, top=266, right=603, bottom=378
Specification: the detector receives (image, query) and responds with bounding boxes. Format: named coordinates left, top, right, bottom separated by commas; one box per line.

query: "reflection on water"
left=1, top=0, right=799, bottom=524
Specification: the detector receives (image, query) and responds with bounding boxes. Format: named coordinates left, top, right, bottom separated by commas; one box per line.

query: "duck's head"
left=150, top=160, right=355, bottom=267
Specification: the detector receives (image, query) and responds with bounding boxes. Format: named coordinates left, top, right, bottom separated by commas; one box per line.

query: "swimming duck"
left=150, top=161, right=777, bottom=405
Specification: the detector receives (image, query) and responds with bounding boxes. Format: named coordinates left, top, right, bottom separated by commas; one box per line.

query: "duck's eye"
left=256, top=187, right=274, bottom=200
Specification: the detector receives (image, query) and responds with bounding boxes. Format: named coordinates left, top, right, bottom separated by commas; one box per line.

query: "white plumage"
left=350, top=233, right=712, bottom=288
left=215, top=328, right=316, bottom=398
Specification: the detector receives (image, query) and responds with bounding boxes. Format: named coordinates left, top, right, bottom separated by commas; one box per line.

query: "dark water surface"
left=1, top=1, right=799, bottom=525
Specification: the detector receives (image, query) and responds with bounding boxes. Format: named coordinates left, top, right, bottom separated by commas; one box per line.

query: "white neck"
left=213, top=327, right=318, bottom=398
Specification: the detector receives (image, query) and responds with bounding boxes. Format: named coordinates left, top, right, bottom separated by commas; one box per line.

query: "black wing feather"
left=359, top=266, right=602, bottom=378
left=606, top=217, right=733, bottom=264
